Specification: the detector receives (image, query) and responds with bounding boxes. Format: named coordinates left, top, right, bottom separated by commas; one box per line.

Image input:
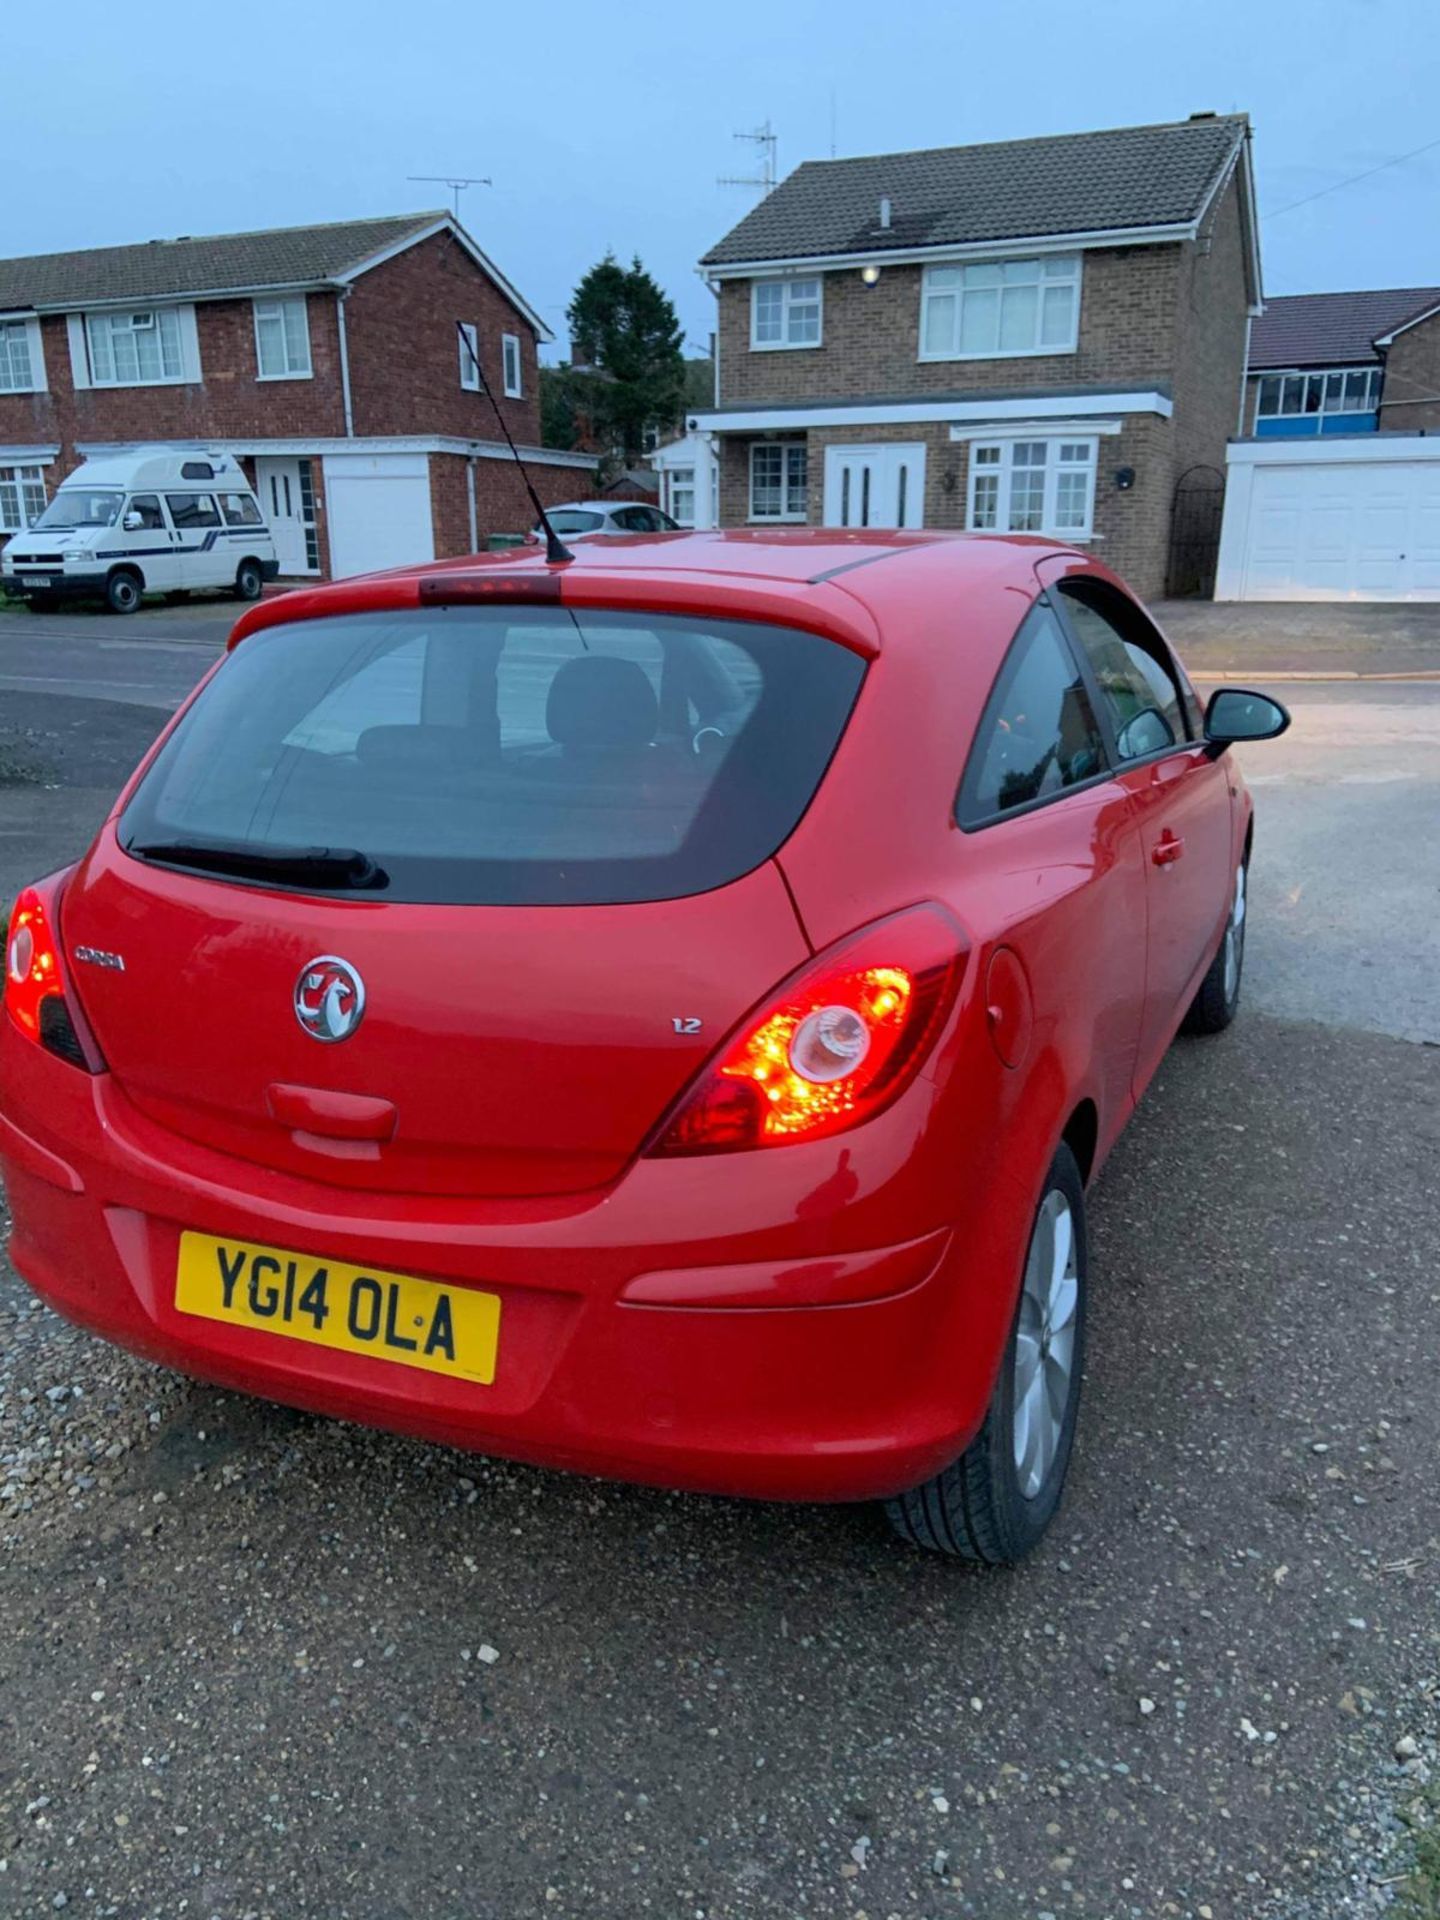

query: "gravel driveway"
left=0, top=661, right=1436, bottom=1917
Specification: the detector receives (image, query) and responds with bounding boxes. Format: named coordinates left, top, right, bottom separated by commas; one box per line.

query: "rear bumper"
left=0, top=1027, right=1030, bottom=1504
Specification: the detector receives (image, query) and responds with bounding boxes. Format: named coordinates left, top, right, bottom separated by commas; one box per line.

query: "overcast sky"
left=8, top=0, right=1438, bottom=359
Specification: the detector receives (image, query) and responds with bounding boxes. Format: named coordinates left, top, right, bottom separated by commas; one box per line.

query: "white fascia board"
left=948, top=417, right=1124, bottom=441
left=33, top=281, right=334, bottom=315
left=0, top=444, right=60, bottom=463
left=75, top=434, right=600, bottom=468
left=1226, top=432, right=1440, bottom=467
left=692, top=392, right=1172, bottom=433
left=701, top=223, right=1198, bottom=281
left=339, top=216, right=553, bottom=342
left=1373, top=300, right=1440, bottom=347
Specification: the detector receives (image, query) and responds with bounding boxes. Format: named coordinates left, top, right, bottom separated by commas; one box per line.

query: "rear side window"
left=119, top=606, right=865, bottom=905
left=167, top=493, right=221, bottom=530
left=961, top=603, right=1106, bottom=824
left=1061, top=588, right=1187, bottom=761
left=219, top=490, right=262, bottom=527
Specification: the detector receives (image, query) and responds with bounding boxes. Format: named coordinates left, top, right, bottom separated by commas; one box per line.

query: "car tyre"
left=105, top=571, right=142, bottom=616
left=233, top=559, right=264, bottom=602
left=1183, top=857, right=1247, bottom=1035
left=885, top=1142, right=1087, bottom=1564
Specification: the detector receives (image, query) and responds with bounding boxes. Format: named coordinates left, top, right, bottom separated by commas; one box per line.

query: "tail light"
left=649, top=904, right=966, bottom=1156
left=4, top=884, right=104, bottom=1072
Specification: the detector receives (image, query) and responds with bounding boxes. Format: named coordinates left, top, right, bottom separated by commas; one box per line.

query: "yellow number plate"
left=175, top=1232, right=500, bottom=1385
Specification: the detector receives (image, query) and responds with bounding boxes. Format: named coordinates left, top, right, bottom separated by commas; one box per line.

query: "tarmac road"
left=0, top=611, right=1436, bottom=1918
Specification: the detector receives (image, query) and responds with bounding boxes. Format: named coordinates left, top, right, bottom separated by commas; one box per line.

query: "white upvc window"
left=253, top=296, right=312, bottom=379
left=749, top=441, right=808, bottom=520
left=666, top=465, right=696, bottom=526
left=921, top=255, right=1081, bottom=361
left=0, top=464, right=47, bottom=533
left=967, top=438, right=1097, bottom=536
left=750, top=276, right=823, bottom=350
left=459, top=322, right=481, bottom=390
left=502, top=332, right=523, bottom=398
left=0, top=318, right=44, bottom=394
left=86, top=307, right=185, bottom=386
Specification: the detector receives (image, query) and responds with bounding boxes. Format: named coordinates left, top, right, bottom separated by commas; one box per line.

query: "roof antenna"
left=455, top=321, right=573, bottom=565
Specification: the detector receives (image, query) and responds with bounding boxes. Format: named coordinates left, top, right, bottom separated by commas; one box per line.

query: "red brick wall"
left=0, top=226, right=548, bottom=497
left=345, top=229, right=540, bottom=443
left=428, top=453, right=611, bottom=558
left=0, top=296, right=347, bottom=477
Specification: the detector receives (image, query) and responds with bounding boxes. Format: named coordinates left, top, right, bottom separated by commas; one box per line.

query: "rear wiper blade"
left=129, top=838, right=388, bottom=890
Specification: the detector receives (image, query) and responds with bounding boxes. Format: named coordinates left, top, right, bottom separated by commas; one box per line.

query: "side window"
left=219, top=490, right=262, bottom=528
left=961, top=602, right=1107, bottom=824
left=166, top=492, right=221, bottom=530
left=1061, top=587, right=1187, bottom=761
left=127, top=493, right=165, bottom=530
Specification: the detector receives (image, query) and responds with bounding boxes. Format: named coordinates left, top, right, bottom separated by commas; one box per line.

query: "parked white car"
left=1, top=447, right=278, bottom=614
left=534, top=501, right=680, bottom=539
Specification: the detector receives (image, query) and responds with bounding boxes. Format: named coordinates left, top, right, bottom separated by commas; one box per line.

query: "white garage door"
left=323, top=453, right=435, bottom=580
left=1233, top=458, right=1440, bottom=602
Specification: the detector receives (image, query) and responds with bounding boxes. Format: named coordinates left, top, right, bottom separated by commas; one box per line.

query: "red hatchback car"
left=0, top=530, right=1288, bottom=1561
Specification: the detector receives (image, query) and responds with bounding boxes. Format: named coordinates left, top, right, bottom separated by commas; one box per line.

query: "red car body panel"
left=0, top=530, right=1252, bottom=1502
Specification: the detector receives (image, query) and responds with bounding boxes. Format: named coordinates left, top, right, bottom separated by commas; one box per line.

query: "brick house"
left=1244, top=286, right=1440, bottom=438
left=0, top=212, right=598, bottom=577
left=689, top=114, right=1261, bottom=600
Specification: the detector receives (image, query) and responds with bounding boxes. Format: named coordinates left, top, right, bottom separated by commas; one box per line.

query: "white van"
left=1, top=447, right=278, bottom=614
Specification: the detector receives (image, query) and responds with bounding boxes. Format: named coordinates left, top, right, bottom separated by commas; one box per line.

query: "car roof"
left=231, top=528, right=1095, bottom=662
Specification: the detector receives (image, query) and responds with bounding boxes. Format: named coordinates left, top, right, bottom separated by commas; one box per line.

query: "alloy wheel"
left=1012, top=1188, right=1080, bottom=1500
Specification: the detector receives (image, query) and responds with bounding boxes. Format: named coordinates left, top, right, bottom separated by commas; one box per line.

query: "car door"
left=120, top=492, right=179, bottom=589
left=164, top=492, right=224, bottom=588
left=956, top=597, right=1149, bottom=1153
left=1052, top=576, right=1233, bottom=1093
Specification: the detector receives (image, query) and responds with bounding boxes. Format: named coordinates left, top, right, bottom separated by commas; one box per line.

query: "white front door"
left=823, top=443, right=927, bottom=530
left=255, top=457, right=319, bottom=575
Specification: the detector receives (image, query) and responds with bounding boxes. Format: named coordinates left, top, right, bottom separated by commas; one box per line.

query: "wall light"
left=860, top=265, right=882, bottom=287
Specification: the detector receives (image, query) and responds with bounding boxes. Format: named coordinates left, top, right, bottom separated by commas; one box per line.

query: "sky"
left=6, top=0, right=1439, bottom=360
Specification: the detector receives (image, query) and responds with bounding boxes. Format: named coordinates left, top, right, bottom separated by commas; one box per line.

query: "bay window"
left=921, top=255, right=1080, bottom=360
left=967, top=438, right=1097, bottom=537
left=0, top=465, right=47, bottom=533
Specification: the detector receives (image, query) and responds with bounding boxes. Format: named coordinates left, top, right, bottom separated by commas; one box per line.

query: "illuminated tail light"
left=4, top=885, right=104, bottom=1072
left=649, top=904, right=966, bottom=1156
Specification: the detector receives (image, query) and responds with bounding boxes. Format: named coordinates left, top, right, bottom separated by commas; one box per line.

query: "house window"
left=921, top=256, right=1080, bottom=361
left=967, top=438, right=1097, bottom=536
left=667, top=466, right=696, bottom=526
left=502, top=333, right=523, bottom=398
left=459, top=322, right=481, bottom=391
left=253, top=297, right=312, bottom=379
left=751, top=277, right=823, bottom=350
left=86, top=308, right=184, bottom=386
left=0, top=465, right=46, bottom=532
left=0, top=321, right=38, bottom=394
left=1254, top=367, right=1382, bottom=432
left=749, top=442, right=808, bottom=520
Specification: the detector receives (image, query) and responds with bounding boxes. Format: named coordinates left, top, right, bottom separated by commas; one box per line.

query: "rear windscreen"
left=119, top=606, right=865, bottom=905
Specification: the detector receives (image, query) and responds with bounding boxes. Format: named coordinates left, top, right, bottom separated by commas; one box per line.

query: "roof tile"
left=1248, top=288, right=1440, bottom=369
left=0, top=212, right=445, bottom=310
left=702, top=116, right=1247, bottom=266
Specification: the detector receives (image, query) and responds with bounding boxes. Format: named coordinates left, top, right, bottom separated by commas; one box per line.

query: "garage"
left=1216, top=436, right=1440, bottom=602
left=322, top=451, right=435, bottom=580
